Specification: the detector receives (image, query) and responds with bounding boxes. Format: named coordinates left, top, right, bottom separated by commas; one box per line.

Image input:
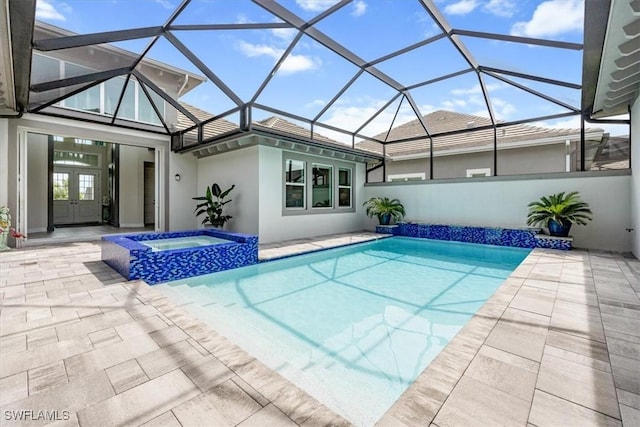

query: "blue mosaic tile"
left=450, top=226, right=485, bottom=243
left=102, top=229, right=259, bottom=285
left=392, top=222, right=556, bottom=250
left=375, top=225, right=400, bottom=235
left=417, top=224, right=430, bottom=239
left=404, top=223, right=420, bottom=238
left=484, top=228, right=503, bottom=246
left=427, top=225, right=451, bottom=241
left=536, top=237, right=572, bottom=250
left=501, top=229, right=537, bottom=248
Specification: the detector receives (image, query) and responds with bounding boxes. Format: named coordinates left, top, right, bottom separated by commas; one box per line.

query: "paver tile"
left=137, top=340, right=206, bottom=379
left=139, top=411, right=182, bottom=427
left=77, top=369, right=199, bottom=427
left=0, top=371, right=28, bottom=406
left=464, top=345, right=539, bottom=402
left=433, top=376, right=530, bottom=427
left=105, top=358, right=149, bottom=394
left=529, top=390, right=621, bottom=427
left=537, top=352, right=620, bottom=418
left=172, top=379, right=261, bottom=427
left=620, top=404, right=640, bottom=427
left=237, top=403, right=297, bottom=427
left=88, top=327, right=121, bottom=348
left=180, top=354, right=234, bottom=392
left=28, top=360, right=68, bottom=394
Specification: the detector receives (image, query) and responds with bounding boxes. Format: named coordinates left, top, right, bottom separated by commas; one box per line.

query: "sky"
left=33, top=0, right=629, bottom=140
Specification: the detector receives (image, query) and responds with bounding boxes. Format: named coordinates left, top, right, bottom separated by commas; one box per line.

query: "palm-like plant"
left=193, top=183, right=235, bottom=228
left=526, top=191, right=592, bottom=236
left=363, top=197, right=405, bottom=225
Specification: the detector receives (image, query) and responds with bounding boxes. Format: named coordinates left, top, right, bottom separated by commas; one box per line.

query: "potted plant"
left=193, top=183, right=235, bottom=228
left=363, top=197, right=405, bottom=225
left=526, top=191, right=592, bottom=237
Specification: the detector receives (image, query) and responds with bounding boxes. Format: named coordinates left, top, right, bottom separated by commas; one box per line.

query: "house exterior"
left=358, top=110, right=611, bottom=181
left=1, top=21, right=381, bottom=246
left=0, top=1, right=638, bottom=256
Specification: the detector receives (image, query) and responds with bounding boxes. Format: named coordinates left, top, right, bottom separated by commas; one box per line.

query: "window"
left=338, top=168, right=352, bottom=207
left=388, top=173, right=425, bottom=182
left=282, top=153, right=356, bottom=214
left=312, top=164, right=333, bottom=208
left=285, top=159, right=305, bottom=208
left=34, top=54, right=165, bottom=125
left=54, top=151, right=100, bottom=168
left=138, top=89, right=164, bottom=125
left=105, top=77, right=135, bottom=120
left=53, top=173, right=69, bottom=200
left=78, top=174, right=95, bottom=200
left=466, top=168, right=491, bottom=178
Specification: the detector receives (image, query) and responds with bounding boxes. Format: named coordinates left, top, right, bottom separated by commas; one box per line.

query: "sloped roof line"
left=356, top=109, right=604, bottom=157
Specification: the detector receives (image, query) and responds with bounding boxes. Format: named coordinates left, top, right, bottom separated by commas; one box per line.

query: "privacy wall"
left=364, top=172, right=632, bottom=252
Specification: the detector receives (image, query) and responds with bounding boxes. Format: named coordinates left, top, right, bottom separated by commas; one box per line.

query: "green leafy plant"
left=363, top=197, right=405, bottom=225
left=193, top=183, right=235, bottom=228
left=526, top=191, right=593, bottom=237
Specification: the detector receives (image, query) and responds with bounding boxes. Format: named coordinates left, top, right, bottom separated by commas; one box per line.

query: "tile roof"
left=357, top=110, right=603, bottom=157
left=176, top=103, right=239, bottom=142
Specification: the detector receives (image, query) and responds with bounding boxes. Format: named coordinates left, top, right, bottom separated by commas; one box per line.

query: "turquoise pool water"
left=141, top=235, right=232, bottom=251
left=158, top=237, right=530, bottom=426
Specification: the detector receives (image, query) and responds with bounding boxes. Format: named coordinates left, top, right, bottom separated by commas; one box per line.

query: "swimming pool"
left=156, top=237, right=530, bottom=426
left=141, top=235, right=233, bottom=251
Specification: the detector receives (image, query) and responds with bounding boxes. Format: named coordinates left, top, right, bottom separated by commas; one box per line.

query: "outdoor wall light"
left=174, top=173, right=181, bottom=181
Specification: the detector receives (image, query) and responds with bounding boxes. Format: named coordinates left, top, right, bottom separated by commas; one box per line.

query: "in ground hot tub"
left=101, top=229, right=258, bottom=284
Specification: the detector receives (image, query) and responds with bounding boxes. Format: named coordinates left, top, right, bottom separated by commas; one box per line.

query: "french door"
left=53, top=167, right=102, bottom=224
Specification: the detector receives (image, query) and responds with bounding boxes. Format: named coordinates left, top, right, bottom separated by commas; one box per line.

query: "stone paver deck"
left=1, top=234, right=639, bottom=426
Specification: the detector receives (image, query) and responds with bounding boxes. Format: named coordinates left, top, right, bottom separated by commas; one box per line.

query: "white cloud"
left=491, top=97, right=517, bottom=119
left=444, top=0, right=479, bottom=15
left=280, top=54, right=321, bottom=74
left=317, top=98, right=435, bottom=143
left=295, top=0, right=339, bottom=12
left=483, top=0, right=517, bottom=18
left=451, top=83, right=505, bottom=96
left=305, top=99, right=326, bottom=109
left=271, top=27, right=298, bottom=41
left=511, top=0, right=583, bottom=38
left=352, top=0, right=367, bottom=17
left=236, top=41, right=320, bottom=74
left=153, top=0, right=174, bottom=9
left=442, top=99, right=468, bottom=109
left=36, top=0, right=67, bottom=21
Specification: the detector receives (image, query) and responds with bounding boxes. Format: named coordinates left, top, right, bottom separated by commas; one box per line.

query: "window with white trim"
left=282, top=153, right=355, bottom=214
left=387, top=172, right=425, bottom=182
left=312, top=164, right=333, bottom=208
left=466, top=168, right=491, bottom=178
left=338, top=168, right=352, bottom=207
left=285, top=159, right=305, bottom=209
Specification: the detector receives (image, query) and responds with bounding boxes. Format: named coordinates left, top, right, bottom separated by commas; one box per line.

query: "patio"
left=1, top=234, right=638, bottom=426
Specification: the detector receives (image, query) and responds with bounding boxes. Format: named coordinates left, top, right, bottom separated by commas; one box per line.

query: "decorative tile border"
left=102, top=229, right=258, bottom=284
left=377, top=223, right=572, bottom=250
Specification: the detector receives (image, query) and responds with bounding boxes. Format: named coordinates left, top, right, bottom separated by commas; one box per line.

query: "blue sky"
left=34, top=0, right=628, bottom=139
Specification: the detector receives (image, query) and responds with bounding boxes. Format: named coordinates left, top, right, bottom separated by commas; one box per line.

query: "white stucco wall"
left=119, top=145, right=154, bottom=227
left=169, top=151, right=199, bottom=231
left=364, top=172, right=632, bottom=252
left=0, top=118, right=8, bottom=207
left=196, top=146, right=260, bottom=235
left=631, top=97, right=639, bottom=258
left=26, top=133, right=48, bottom=232
left=258, top=145, right=366, bottom=244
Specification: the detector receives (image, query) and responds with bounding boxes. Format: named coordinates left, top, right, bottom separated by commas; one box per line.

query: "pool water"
left=157, top=237, right=530, bottom=426
left=141, top=235, right=232, bottom=251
